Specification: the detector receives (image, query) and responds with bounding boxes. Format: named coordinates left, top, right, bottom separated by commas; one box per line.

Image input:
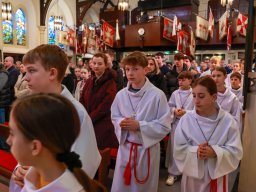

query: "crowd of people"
left=0, top=45, right=244, bottom=192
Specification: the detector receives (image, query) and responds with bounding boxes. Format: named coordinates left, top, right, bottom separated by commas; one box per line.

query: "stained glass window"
left=15, top=9, right=26, bottom=45
left=2, top=20, right=13, bottom=44
left=48, top=15, right=55, bottom=45
left=48, top=15, right=65, bottom=49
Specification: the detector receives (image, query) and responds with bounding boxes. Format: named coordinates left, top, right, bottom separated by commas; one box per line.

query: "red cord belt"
left=210, top=175, right=226, bottom=192
left=123, top=141, right=150, bottom=185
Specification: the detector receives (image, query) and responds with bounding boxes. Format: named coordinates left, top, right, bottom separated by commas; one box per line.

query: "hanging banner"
left=87, top=37, right=96, bottom=55
left=208, top=7, right=214, bottom=38
left=219, top=11, right=228, bottom=40
left=236, top=12, right=248, bottom=36
left=67, top=28, right=75, bottom=46
left=102, top=20, right=115, bottom=47
left=190, top=30, right=196, bottom=56
left=177, top=30, right=190, bottom=55
left=196, top=16, right=209, bottom=41
left=227, top=24, right=232, bottom=51
left=59, top=31, right=68, bottom=45
left=163, top=17, right=176, bottom=41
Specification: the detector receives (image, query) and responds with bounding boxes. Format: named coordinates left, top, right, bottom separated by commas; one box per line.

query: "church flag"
left=196, top=16, right=209, bottom=41
left=227, top=24, right=232, bottom=51
left=177, top=30, right=190, bottom=55
left=172, top=15, right=182, bottom=36
left=115, top=19, right=120, bottom=41
left=190, top=30, right=196, bottom=56
left=208, top=7, right=214, bottom=38
left=237, top=12, right=248, bottom=36
left=102, top=20, right=115, bottom=47
left=163, top=17, right=176, bottom=41
left=67, top=28, right=75, bottom=46
left=219, top=11, right=228, bottom=40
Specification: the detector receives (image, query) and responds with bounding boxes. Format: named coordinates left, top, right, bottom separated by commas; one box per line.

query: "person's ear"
left=49, top=68, right=58, bottom=80
left=31, top=140, right=43, bottom=156
left=212, top=93, right=217, bottom=102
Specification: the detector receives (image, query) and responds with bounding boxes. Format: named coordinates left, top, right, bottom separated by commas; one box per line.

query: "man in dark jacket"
left=3, top=56, right=20, bottom=120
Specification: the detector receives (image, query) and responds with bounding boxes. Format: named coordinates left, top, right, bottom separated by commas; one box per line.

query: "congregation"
left=0, top=44, right=244, bottom=192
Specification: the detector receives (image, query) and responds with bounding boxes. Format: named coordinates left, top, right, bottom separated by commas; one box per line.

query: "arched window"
left=15, top=8, right=26, bottom=45
left=2, top=3, right=27, bottom=46
left=48, top=15, right=65, bottom=49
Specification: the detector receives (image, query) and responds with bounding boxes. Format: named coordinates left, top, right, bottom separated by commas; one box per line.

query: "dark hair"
left=230, top=72, right=242, bottom=81
left=93, top=52, right=108, bottom=66
left=122, top=51, right=148, bottom=68
left=192, top=75, right=217, bottom=95
left=103, top=49, right=115, bottom=57
left=178, top=71, right=193, bottom=80
left=212, top=66, right=227, bottom=76
left=155, top=52, right=164, bottom=58
left=11, top=93, right=102, bottom=192
left=23, top=44, right=68, bottom=82
left=184, top=55, right=192, bottom=62
left=174, top=52, right=184, bottom=60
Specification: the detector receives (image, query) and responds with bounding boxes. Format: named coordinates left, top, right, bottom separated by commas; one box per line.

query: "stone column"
left=38, top=26, right=46, bottom=44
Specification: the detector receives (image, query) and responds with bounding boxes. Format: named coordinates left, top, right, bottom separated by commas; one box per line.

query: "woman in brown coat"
left=80, top=53, right=118, bottom=150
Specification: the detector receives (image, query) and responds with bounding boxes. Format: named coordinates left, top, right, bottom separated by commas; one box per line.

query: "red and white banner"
left=236, top=12, right=248, bottom=36
left=196, top=16, right=209, bottom=41
left=163, top=17, right=176, bottom=41
left=177, top=30, right=190, bottom=55
left=219, top=11, right=228, bottom=40
left=227, top=24, right=232, bottom=51
left=172, top=15, right=182, bottom=36
left=87, top=37, right=96, bottom=55
left=190, top=30, right=196, bottom=56
left=208, top=7, right=214, bottom=38
left=67, top=28, right=75, bottom=46
left=102, top=20, right=115, bottom=47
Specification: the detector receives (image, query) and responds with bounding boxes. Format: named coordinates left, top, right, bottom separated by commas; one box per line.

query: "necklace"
left=127, top=91, right=146, bottom=118
left=195, top=118, right=221, bottom=143
left=178, top=90, right=192, bottom=109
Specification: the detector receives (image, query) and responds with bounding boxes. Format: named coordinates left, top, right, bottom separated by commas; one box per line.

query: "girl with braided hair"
left=7, top=93, right=106, bottom=192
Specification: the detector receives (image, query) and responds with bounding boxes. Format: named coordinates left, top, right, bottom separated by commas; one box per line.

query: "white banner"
left=196, top=16, right=209, bottom=41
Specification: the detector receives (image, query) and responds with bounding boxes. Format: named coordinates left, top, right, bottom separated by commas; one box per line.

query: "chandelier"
left=2, top=2, right=12, bottom=21
left=221, top=0, right=233, bottom=6
left=118, top=0, right=129, bottom=11
left=54, top=16, right=63, bottom=31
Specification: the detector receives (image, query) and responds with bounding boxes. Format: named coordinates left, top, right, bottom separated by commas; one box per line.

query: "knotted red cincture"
left=210, top=175, right=226, bottom=192
left=123, top=142, right=150, bottom=185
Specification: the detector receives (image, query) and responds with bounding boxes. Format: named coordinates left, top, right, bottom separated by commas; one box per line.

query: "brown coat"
left=80, top=69, right=118, bottom=149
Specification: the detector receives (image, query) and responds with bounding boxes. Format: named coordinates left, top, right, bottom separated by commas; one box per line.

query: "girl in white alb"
left=174, top=76, right=243, bottom=192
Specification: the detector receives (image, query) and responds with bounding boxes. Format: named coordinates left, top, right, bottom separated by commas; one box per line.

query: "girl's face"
left=232, top=63, right=241, bottom=72
left=75, top=68, right=81, bottom=78
left=211, top=70, right=226, bottom=87
left=192, top=85, right=216, bottom=116
left=92, top=56, right=107, bottom=77
left=81, top=69, right=89, bottom=80
left=147, top=59, right=156, bottom=73
left=7, top=113, right=33, bottom=166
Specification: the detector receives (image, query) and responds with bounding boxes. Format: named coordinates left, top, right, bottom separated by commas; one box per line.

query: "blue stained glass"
left=15, top=9, right=26, bottom=45
left=48, top=15, right=55, bottom=45
left=2, top=20, right=13, bottom=44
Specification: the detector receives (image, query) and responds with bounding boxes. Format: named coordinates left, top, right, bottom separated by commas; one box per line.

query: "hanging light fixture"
left=118, top=0, right=129, bottom=11
left=2, top=2, right=12, bottom=21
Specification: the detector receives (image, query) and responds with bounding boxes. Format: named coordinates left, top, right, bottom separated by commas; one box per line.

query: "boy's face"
left=178, top=78, right=192, bottom=90
left=232, top=63, right=241, bottom=72
left=75, top=68, right=81, bottom=78
left=231, top=77, right=241, bottom=89
left=211, top=70, right=225, bottom=87
left=25, top=62, right=53, bottom=94
left=174, top=59, right=183, bottom=68
left=125, top=64, right=147, bottom=87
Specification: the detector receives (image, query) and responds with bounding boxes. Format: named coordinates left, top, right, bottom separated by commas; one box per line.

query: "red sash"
left=123, top=141, right=150, bottom=185
left=210, top=175, right=227, bottom=192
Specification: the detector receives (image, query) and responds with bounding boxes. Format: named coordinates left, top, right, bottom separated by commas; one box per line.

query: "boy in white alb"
left=174, top=76, right=243, bottom=192
left=212, top=67, right=242, bottom=132
left=230, top=72, right=243, bottom=107
left=111, top=51, right=172, bottom=192
left=166, top=71, right=194, bottom=186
